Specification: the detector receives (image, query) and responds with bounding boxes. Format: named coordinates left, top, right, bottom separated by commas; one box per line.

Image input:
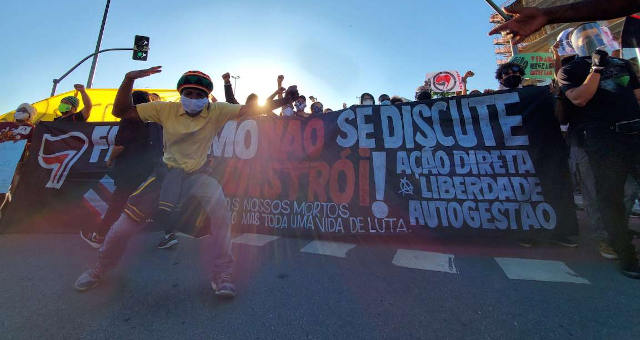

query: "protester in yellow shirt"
left=74, top=66, right=299, bottom=298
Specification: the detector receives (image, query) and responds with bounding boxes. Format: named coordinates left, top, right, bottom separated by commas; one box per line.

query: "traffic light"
left=132, top=35, right=149, bottom=61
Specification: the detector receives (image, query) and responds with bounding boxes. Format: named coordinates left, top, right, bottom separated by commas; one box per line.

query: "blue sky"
left=0, top=0, right=500, bottom=114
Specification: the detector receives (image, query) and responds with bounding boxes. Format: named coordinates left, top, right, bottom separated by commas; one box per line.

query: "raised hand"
left=222, top=72, right=231, bottom=83
left=125, top=66, right=162, bottom=80
left=283, top=85, right=299, bottom=103
left=73, top=84, right=86, bottom=92
left=277, top=75, right=284, bottom=85
left=488, top=6, right=548, bottom=44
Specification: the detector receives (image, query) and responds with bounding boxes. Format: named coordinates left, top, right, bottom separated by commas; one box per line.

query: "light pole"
left=231, top=75, right=240, bottom=93
left=86, top=0, right=111, bottom=89
left=51, top=48, right=133, bottom=97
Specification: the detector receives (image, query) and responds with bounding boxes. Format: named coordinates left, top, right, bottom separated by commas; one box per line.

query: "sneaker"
left=74, top=269, right=101, bottom=292
left=599, top=242, right=618, bottom=260
left=550, top=236, right=578, bottom=248
left=621, top=264, right=640, bottom=279
left=518, top=239, right=534, bottom=248
left=80, top=230, right=104, bottom=249
left=211, top=273, right=236, bottom=298
left=157, top=233, right=178, bottom=249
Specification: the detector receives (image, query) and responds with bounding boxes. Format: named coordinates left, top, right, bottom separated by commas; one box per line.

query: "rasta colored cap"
left=61, top=96, right=80, bottom=108
left=177, top=70, right=213, bottom=95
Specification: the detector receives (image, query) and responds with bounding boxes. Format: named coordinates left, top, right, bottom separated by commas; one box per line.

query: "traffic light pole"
left=50, top=48, right=133, bottom=97
left=86, top=0, right=111, bottom=89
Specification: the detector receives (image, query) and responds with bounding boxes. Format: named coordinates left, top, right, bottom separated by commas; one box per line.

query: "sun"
left=218, top=59, right=291, bottom=106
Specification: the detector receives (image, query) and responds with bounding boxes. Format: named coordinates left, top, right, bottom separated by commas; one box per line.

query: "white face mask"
left=362, top=99, right=374, bottom=105
left=295, top=102, right=306, bottom=111
left=14, top=111, right=30, bottom=121
left=282, top=106, right=294, bottom=116
left=380, top=100, right=391, bottom=105
left=180, top=95, right=209, bottom=115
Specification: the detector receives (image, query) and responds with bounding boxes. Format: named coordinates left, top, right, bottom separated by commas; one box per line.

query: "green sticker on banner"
left=510, top=53, right=555, bottom=79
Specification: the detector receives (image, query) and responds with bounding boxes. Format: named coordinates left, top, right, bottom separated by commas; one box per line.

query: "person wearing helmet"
left=74, top=66, right=299, bottom=297
left=552, top=28, right=578, bottom=77
left=53, top=84, right=92, bottom=122
left=558, top=22, right=640, bottom=279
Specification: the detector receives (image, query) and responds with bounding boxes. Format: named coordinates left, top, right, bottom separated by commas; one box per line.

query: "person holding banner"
left=558, top=22, right=640, bottom=278
left=495, top=63, right=525, bottom=90
left=0, top=103, right=37, bottom=219
left=74, top=67, right=299, bottom=297
left=80, top=91, right=162, bottom=249
left=360, top=93, right=375, bottom=105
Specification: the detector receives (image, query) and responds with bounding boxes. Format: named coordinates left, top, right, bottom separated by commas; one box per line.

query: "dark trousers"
left=94, top=169, right=151, bottom=236
left=583, top=127, right=640, bottom=268
left=96, top=184, right=138, bottom=236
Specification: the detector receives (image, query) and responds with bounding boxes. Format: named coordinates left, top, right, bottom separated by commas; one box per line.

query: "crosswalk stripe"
left=300, top=240, right=356, bottom=258
left=232, top=233, right=280, bottom=246
left=495, top=257, right=590, bottom=284
left=392, top=249, right=458, bottom=274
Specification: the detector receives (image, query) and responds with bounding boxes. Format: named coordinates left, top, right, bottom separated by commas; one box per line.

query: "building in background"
left=490, top=0, right=627, bottom=65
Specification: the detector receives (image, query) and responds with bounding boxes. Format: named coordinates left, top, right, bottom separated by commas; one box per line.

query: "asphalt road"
left=1, top=215, right=639, bottom=339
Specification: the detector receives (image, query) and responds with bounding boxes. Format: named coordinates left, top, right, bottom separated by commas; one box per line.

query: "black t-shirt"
left=114, top=119, right=151, bottom=166
left=558, top=56, right=640, bottom=129
left=112, top=120, right=162, bottom=184
left=54, top=112, right=86, bottom=122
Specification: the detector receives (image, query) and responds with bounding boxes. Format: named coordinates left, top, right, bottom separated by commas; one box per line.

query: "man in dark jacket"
left=558, top=22, right=640, bottom=278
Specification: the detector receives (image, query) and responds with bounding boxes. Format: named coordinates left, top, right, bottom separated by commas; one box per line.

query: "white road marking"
left=392, top=249, right=458, bottom=274
left=495, top=257, right=590, bottom=284
left=232, top=233, right=280, bottom=246
left=300, top=240, right=356, bottom=258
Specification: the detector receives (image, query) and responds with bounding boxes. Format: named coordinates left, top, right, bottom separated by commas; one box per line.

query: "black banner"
left=2, top=87, right=577, bottom=237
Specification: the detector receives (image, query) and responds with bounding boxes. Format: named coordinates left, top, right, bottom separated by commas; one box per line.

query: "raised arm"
left=461, top=71, right=474, bottom=96
left=564, top=73, right=600, bottom=107
left=277, top=75, right=284, bottom=101
left=489, top=0, right=640, bottom=44
left=73, top=84, right=93, bottom=120
left=112, top=66, right=162, bottom=120
left=239, top=85, right=298, bottom=117
left=222, top=73, right=239, bottom=104
left=267, top=86, right=286, bottom=102
left=564, top=51, right=606, bottom=107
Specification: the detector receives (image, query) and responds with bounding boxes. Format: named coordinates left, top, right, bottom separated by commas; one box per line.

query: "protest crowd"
left=1, top=0, right=640, bottom=298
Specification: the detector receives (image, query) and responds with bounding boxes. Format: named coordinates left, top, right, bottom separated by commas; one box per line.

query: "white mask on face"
left=14, top=111, right=30, bottom=121
left=380, top=100, right=391, bottom=105
left=180, top=95, right=209, bottom=115
left=282, top=106, right=294, bottom=116
left=295, top=102, right=306, bottom=111
left=362, top=99, right=374, bottom=105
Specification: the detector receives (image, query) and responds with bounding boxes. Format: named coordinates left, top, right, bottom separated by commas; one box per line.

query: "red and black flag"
left=622, top=14, right=640, bottom=48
